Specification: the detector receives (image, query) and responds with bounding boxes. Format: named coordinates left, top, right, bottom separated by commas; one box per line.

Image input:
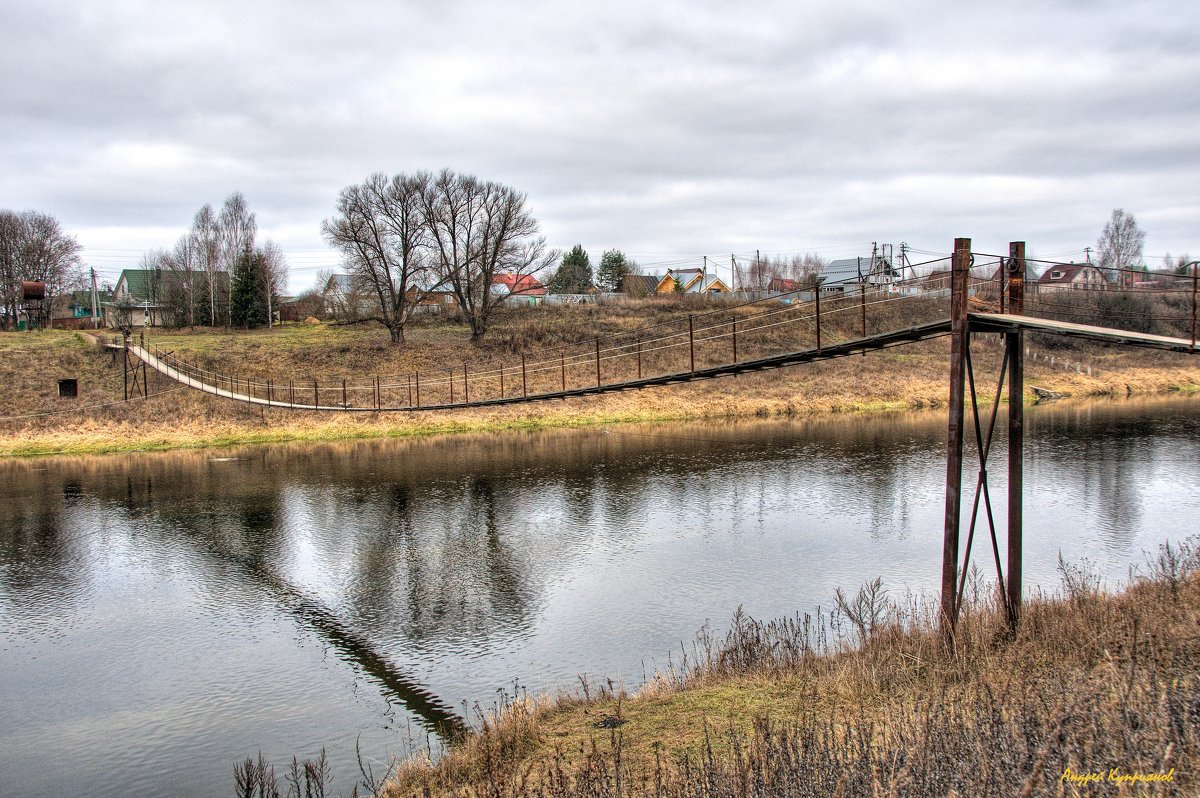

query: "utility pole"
left=90, top=267, right=100, bottom=330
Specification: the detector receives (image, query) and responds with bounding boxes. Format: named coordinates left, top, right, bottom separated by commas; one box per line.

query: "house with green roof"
left=107, top=269, right=165, bottom=327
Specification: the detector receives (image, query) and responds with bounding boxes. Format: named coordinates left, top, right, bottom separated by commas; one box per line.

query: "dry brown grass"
left=386, top=540, right=1200, bottom=797
left=2, top=295, right=1198, bottom=456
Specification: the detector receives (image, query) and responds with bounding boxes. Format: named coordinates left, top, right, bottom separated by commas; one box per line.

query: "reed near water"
left=380, top=540, right=1199, bottom=798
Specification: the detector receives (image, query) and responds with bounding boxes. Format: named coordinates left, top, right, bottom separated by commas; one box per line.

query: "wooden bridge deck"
left=970, top=313, right=1198, bottom=354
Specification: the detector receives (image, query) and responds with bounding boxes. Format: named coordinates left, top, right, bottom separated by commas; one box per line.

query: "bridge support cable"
left=954, top=338, right=1011, bottom=628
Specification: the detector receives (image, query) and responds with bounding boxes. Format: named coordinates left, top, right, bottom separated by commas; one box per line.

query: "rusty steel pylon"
left=940, top=239, right=1026, bottom=648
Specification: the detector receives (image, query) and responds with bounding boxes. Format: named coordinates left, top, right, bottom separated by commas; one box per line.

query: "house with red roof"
left=491, top=273, right=548, bottom=304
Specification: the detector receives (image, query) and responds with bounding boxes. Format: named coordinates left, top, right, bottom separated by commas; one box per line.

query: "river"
left=1, top=396, right=1198, bottom=796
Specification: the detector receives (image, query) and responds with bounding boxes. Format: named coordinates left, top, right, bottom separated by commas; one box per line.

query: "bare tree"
left=137, top=249, right=169, bottom=326
left=218, top=192, right=257, bottom=326
left=0, top=210, right=24, bottom=328
left=259, top=240, right=288, bottom=327
left=1097, top=208, right=1146, bottom=286
left=163, top=232, right=200, bottom=327
left=0, top=210, right=83, bottom=328
left=422, top=169, right=556, bottom=340
left=1162, top=252, right=1193, bottom=277
left=745, top=252, right=771, bottom=290
left=798, top=253, right=827, bottom=287
left=322, top=172, right=446, bottom=343
left=191, top=204, right=223, bottom=326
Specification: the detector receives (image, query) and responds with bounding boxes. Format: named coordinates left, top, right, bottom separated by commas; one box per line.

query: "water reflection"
left=1, top=396, right=1198, bottom=798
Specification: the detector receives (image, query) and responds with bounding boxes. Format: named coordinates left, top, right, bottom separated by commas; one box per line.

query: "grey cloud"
left=2, top=0, right=1198, bottom=284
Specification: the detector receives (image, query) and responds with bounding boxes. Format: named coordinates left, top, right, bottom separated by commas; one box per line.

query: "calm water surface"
left=1, top=397, right=1198, bottom=796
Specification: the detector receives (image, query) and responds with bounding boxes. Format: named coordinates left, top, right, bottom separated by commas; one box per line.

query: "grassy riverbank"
left=385, top=541, right=1200, bottom=797
left=3, top=297, right=1199, bottom=456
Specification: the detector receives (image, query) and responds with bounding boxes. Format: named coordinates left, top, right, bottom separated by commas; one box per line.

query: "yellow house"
left=654, top=268, right=731, bottom=294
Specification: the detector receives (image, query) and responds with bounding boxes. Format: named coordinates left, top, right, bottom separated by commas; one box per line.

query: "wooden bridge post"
left=1006, top=241, right=1026, bottom=631
left=815, top=288, right=822, bottom=351
left=860, top=280, right=867, bottom=338
left=1191, top=261, right=1197, bottom=350
left=415, top=372, right=421, bottom=408
left=122, top=333, right=130, bottom=400
left=688, top=316, right=695, bottom=375
left=941, top=237, right=972, bottom=646
left=521, top=355, right=527, bottom=398
left=596, top=338, right=602, bottom=387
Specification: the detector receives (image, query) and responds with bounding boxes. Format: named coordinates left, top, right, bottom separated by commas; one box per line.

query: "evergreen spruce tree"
left=550, top=244, right=593, bottom=294
left=230, top=247, right=269, bottom=327
left=595, top=249, right=633, bottom=292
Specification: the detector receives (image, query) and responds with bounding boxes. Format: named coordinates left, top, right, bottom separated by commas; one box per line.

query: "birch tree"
left=1097, top=208, right=1146, bottom=286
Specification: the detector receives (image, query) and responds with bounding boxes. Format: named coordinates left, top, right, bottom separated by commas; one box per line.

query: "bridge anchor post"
left=1006, top=242, right=1025, bottom=632
left=941, top=237, right=971, bottom=648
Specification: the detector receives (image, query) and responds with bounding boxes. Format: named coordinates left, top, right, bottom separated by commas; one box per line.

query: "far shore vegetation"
left=2, top=296, right=1199, bottom=457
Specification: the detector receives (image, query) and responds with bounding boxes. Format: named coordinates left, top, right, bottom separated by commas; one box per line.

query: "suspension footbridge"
left=106, top=239, right=1198, bottom=644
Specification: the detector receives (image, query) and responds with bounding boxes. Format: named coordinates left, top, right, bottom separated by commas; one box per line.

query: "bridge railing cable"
left=135, top=259, right=963, bottom=410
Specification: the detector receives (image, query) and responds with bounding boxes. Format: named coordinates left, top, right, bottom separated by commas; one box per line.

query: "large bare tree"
left=321, top=172, right=446, bottom=343
left=1097, top=208, right=1146, bottom=286
left=0, top=210, right=82, bottom=329
left=421, top=169, right=556, bottom=340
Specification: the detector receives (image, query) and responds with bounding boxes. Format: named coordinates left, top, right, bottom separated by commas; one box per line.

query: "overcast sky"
left=2, top=0, right=1197, bottom=291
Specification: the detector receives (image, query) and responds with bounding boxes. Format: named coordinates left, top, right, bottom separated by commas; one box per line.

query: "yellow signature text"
left=1060, top=767, right=1175, bottom=786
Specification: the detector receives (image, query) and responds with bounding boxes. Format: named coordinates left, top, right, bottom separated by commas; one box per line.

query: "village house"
left=106, top=269, right=165, bottom=327
left=1036, top=263, right=1106, bottom=293
left=654, top=268, right=731, bottom=294
left=53, top=287, right=112, bottom=329
left=619, top=274, right=662, bottom=297
left=490, top=273, right=547, bottom=305
left=324, top=273, right=460, bottom=318
left=817, top=255, right=898, bottom=294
